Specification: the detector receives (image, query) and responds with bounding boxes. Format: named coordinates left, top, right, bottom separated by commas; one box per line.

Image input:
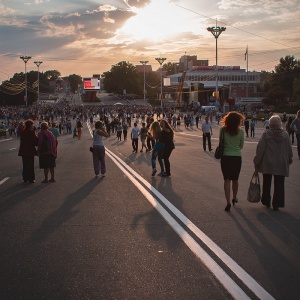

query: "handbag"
left=247, top=170, right=261, bottom=203
left=214, top=128, right=224, bottom=159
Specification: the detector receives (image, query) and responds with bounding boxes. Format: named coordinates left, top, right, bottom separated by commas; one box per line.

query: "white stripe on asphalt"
left=87, top=122, right=274, bottom=299
left=105, top=149, right=275, bottom=300
left=0, top=177, right=9, bottom=185
left=105, top=150, right=251, bottom=300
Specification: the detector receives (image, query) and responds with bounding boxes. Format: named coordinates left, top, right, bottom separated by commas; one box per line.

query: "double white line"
left=88, top=122, right=275, bottom=299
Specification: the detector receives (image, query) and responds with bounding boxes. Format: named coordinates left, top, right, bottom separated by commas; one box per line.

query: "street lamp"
left=207, top=23, right=226, bottom=111
left=34, top=61, right=43, bottom=103
left=20, top=55, right=32, bottom=106
left=155, top=57, right=167, bottom=114
left=140, top=60, right=148, bottom=102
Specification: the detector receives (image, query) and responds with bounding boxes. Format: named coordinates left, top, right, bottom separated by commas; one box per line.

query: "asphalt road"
left=0, top=119, right=299, bottom=300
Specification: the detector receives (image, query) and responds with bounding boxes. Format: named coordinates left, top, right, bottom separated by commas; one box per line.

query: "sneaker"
left=151, top=169, right=157, bottom=177
left=157, top=172, right=165, bottom=176
left=162, top=173, right=171, bottom=177
left=101, top=173, right=106, bottom=177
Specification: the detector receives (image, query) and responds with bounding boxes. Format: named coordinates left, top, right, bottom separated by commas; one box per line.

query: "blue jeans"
left=151, top=148, right=164, bottom=172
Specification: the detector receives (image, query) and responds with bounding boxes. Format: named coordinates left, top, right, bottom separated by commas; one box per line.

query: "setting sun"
left=117, top=0, right=199, bottom=42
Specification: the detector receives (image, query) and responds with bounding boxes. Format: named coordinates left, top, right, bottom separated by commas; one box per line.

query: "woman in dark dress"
left=18, top=119, right=38, bottom=183
left=38, top=122, right=57, bottom=183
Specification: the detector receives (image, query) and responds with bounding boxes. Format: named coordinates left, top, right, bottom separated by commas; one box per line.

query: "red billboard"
left=83, top=78, right=100, bottom=91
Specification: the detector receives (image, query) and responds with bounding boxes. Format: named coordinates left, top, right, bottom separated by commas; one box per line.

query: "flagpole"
left=246, top=45, right=249, bottom=98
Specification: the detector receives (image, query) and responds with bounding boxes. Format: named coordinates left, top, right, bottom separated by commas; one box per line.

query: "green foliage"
left=262, top=55, right=300, bottom=105
left=68, top=74, right=82, bottom=93
left=103, top=61, right=140, bottom=95
left=162, top=62, right=178, bottom=75
left=293, top=77, right=300, bottom=105
left=44, top=70, right=61, bottom=81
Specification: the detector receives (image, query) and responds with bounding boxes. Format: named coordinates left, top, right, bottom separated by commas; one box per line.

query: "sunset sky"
left=0, top=0, right=299, bottom=82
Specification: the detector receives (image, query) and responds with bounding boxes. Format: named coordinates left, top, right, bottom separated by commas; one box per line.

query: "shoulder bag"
left=247, top=170, right=261, bottom=203
left=214, top=128, right=224, bottom=159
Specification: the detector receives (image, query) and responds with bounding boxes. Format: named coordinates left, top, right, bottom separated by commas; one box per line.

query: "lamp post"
left=20, top=55, right=32, bottom=106
left=207, top=23, right=226, bottom=111
left=34, top=61, right=43, bottom=103
left=140, top=60, right=148, bottom=102
left=155, top=57, right=167, bottom=114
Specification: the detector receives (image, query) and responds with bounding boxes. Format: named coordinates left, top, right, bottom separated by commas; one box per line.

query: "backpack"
left=40, top=133, right=51, bottom=153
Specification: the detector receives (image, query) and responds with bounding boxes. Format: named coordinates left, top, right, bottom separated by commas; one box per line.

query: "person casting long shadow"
left=160, top=119, right=175, bottom=177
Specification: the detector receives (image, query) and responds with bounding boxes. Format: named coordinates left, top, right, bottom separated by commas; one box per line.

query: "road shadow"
left=0, top=181, right=47, bottom=215
left=228, top=207, right=300, bottom=299
left=131, top=176, right=184, bottom=253
left=29, top=178, right=101, bottom=244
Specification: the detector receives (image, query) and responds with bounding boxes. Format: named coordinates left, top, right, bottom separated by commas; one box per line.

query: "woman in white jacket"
left=253, top=115, right=293, bottom=211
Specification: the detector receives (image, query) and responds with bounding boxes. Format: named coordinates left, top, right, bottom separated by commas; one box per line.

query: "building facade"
left=167, top=55, right=262, bottom=109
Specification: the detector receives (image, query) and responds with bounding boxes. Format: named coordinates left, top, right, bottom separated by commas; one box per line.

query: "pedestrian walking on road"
left=122, top=122, right=128, bottom=141
left=202, top=116, right=213, bottom=151
left=92, top=121, right=109, bottom=178
left=38, top=122, right=57, bottom=183
left=76, top=118, right=83, bottom=140
left=254, top=115, right=293, bottom=211
left=244, top=119, right=249, bottom=137
left=250, top=119, right=255, bottom=137
left=131, top=122, right=140, bottom=153
left=160, top=120, right=175, bottom=177
left=116, top=122, right=123, bottom=141
left=148, top=121, right=165, bottom=176
left=286, top=116, right=294, bottom=144
left=140, top=122, right=148, bottom=152
left=18, top=119, right=38, bottom=183
left=219, top=112, right=245, bottom=212
left=290, top=110, right=300, bottom=159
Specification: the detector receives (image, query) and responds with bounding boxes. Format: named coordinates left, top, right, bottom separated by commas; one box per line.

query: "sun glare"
left=118, top=0, right=196, bottom=42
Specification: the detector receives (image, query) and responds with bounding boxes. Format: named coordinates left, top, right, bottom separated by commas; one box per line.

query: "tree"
left=44, top=70, right=61, bottom=81
left=272, top=55, right=299, bottom=100
left=68, top=74, right=82, bottom=93
left=103, top=61, right=140, bottom=95
left=293, top=77, right=300, bottom=105
left=261, top=55, right=300, bottom=106
left=162, top=62, right=178, bottom=75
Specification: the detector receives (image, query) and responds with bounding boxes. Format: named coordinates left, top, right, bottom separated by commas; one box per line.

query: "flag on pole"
left=244, top=46, right=248, bottom=61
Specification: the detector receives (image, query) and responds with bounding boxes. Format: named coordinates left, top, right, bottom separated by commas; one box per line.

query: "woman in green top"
left=220, top=112, right=245, bottom=212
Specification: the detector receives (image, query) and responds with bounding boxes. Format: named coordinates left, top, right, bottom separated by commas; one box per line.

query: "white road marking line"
left=106, top=150, right=251, bottom=299
left=0, top=138, right=12, bottom=142
left=88, top=125, right=274, bottom=299
left=105, top=149, right=275, bottom=300
left=0, top=177, right=9, bottom=185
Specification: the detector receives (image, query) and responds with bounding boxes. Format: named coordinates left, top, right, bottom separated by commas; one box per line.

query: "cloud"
left=0, top=2, right=17, bottom=16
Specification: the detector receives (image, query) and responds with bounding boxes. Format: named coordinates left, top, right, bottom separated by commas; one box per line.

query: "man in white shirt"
left=202, top=116, right=213, bottom=151
left=131, top=122, right=140, bottom=153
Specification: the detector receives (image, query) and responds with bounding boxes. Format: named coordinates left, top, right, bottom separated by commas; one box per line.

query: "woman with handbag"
left=219, top=112, right=245, bottom=211
left=38, top=122, right=57, bottom=183
left=253, top=115, right=293, bottom=211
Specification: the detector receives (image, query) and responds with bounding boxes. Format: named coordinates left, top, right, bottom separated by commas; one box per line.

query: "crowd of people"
left=1, top=98, right=299, bottom=213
